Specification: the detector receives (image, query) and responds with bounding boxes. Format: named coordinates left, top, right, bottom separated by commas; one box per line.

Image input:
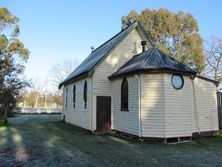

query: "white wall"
left=164, top=74, right=193, bottom=138
left=63, top=77, right=92, bottom=130
left=92, top=28, right=145, bottom=131
left=140, top=73, right=218, bottom=138
left=141, top=74, right=165, bottom=138
left=192, top=77, right=218, bottom=133
left=112, top=76, right=139, bottom=136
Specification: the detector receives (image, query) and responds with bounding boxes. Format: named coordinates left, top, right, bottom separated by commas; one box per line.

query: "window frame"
left=171, top=74, right=184, bottom=90
left=83, top=81, right=87, bottom=110
left=65, top=86, right=68, bottom=108
left=121, top=78, right=129, bottom=111
left=73, top=85, right=76, bottom=109
left=132, top=42, right=138, bottom=54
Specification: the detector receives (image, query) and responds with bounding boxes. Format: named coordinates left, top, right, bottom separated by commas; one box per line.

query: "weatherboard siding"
left=63, top=77, right=92, bottom=130
left=164, top=74, right=193, bottom=138
left=92, top=29, right=145, bottom=131
left=192, top=77, right=218, bottom=133
left=112, top=76, right=139, bottom=136
left=141, top=74, right=165, bottom=138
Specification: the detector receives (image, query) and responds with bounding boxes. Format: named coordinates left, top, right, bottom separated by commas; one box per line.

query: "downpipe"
left=191, top=76, right=201, bottom=135
left=135, top=74, right=142, bottom=137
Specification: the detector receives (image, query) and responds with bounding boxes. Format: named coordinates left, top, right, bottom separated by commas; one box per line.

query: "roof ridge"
left=110, top=47, right=197, bottom=80
left=139, top=48, right=154, bottom=70
left=59, top=22, right=140, bottom=88
left=91, top=22, right=138, bottom=53
left=153, top=48, right=167, bottom=67
left=156, top=48, right=197, bottom=72
left=137, top=22, right=155, bottom=47
left=71, top=22, right=138, bottom=72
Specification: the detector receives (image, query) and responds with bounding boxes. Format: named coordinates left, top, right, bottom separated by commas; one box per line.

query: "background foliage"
left=122, top=9, right=205, bottom=73
left=0, top=7, right=29, bottom=118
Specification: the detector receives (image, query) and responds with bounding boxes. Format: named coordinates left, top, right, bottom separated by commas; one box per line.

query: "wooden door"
left=96, top=96, right=111, bottom=131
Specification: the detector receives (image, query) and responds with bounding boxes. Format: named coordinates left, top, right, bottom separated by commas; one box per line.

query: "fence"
left=217, top=92, right=222, bottom=130
left=19, top=108, right=61, bottom=114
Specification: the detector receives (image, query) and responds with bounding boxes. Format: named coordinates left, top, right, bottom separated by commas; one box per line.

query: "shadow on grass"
left=0, top=124, right=30, bottom=166
left=51, top=122, right=222, bottom=166
left=194, top=131, right=222, bottom=151
left=0, top=114, right=61, bottom=166
left=1, top=115, right=222, bottom=167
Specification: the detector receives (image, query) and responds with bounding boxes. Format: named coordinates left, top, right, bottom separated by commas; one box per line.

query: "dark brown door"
left=96, top=96, right=111, bottom=131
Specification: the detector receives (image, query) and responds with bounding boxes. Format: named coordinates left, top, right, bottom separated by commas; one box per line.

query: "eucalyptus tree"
left=122, top=9, right=205, bottom=73
left=0, top=7, right=29, bottom=119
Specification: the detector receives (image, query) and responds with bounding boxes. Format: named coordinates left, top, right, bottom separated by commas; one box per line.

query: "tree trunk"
left=34, top=97, right=39, bottom=108
left=3, top=108, right=8, bottom=124
left=24, top=100, right=26, bottom=108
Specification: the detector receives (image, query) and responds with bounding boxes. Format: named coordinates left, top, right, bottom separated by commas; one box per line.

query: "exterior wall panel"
left=141, top=74, right=165, bottom=138
left=164, top=74, right=193, bottom=138
left=112, top=76, right=139, bottom=136
left=92, top=29, right=145, bottom=131
left=192, top=77, right=218, bottom=133
left=63, top=77, right=92, bottom=130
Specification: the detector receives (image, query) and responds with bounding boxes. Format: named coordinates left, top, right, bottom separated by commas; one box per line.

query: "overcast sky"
left=1, top=0, right=222, bottom=84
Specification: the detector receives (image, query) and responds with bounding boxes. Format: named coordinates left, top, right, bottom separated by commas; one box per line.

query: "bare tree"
left=29, top=90, right=40, bottom=108
left=49, top=60, right=78, bottom=88
left=205, top=36, right=222, bottom=82
left=52, top=91, right=63, bottom=109
left=28, top=78, right=45, bottom=108
left=17, top=89, right=29, bottom=107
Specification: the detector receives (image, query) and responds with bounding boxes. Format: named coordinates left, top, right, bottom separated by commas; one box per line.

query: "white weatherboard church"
left=59, top=22, right=219, bottom=140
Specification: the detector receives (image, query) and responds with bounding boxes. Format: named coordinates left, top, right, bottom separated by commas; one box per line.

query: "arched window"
left=65, top=86, right=68, bottom=108
left=83, top=81, right=87, bottom=109
left=121, top=78, right=128, bottom=111
left=73, top=85, right=76, bottom=109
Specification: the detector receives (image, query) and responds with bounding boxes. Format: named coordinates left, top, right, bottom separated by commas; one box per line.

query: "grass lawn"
left=0, top=115, right=222, bottom=167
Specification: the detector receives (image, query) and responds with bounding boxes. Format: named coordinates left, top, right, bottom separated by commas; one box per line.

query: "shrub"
left=0, top=117, right=7, bottom=127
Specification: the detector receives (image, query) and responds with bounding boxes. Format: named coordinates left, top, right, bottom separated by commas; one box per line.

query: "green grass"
left=0, top=115, right=222, bottom=167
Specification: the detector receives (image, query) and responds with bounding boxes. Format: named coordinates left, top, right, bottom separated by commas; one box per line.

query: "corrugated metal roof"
left=59, top=22, right=145, bottom=88
left=110, top=47, right=196, bottom=79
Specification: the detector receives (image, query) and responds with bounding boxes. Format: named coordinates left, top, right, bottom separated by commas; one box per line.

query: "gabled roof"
left=59, top=22, right=151, bottom=88
left=109, top=47, right=196, bottom=79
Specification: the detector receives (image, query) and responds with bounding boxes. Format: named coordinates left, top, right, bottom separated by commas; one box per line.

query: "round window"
left=171, top=74, right=184, bottom=90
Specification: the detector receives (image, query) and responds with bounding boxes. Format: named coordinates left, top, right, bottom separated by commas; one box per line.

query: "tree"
left=52, top=91, right=63, bottom=109
left=205, top=36, right=222, bottom=83
left=28, top=90, right=40, bottom=108
left=0, top=7, right=29, bottom=119
left=48, top=60, right=78, bottom=110
left=49, top=60, right=78, bottom=88
left=17, top=89, right=29, bottom=107
left=28, top=79, right=45, bottom=108
left=122, top=9, right=205, bottom=73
